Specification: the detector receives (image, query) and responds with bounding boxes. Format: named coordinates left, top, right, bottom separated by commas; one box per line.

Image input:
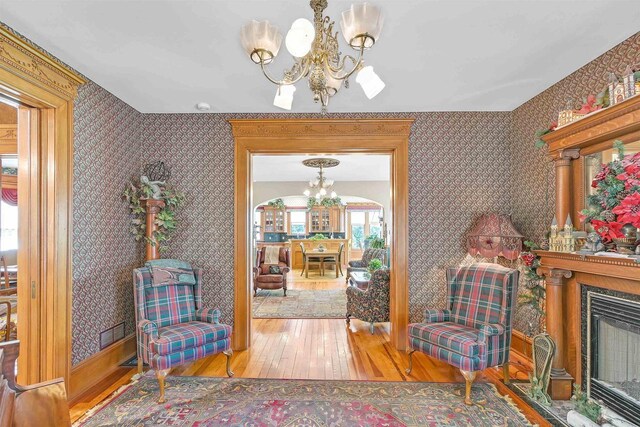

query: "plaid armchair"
left=345, top=268, right=390, bottom=334
left=406, top=263, right=518, bottom=405
left=345, top=248, right=386, bottom=283
left=134, top=260, right=233, bottom=403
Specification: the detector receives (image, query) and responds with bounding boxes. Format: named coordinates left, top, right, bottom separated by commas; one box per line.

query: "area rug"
left=76, top=375, right=532, bottom=426
left=253, top=288, right=347, bottom=318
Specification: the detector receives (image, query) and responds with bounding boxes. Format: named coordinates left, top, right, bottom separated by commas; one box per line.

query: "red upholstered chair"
left=253, top=248, right=290, bottom=296
left=406, top=263, right=519, bottom=405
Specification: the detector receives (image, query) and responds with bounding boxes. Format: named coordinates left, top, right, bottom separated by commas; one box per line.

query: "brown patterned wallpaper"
left=72, top=81, right=144, bottom=365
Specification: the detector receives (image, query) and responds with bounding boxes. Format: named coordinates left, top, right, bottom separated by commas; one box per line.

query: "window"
left=1, top=201, right=18, bottom=251
left=350, top=211, right=365, bottom=249
left=368, top=211, right=382, bottom=238
left=290, top=211, right=306, bottom=236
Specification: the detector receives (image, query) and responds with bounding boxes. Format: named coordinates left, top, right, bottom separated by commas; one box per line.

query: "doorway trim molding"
left=0, top=24, right=85, bottom=385
left=230, top=118, right=413, bottom=351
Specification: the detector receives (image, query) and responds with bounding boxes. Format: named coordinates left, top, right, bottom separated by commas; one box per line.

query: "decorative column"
left=554, top=149, right=580, bottom=226
left=142, top=199, right=165, bottom=261
left=537, top=266, right=574, bottom=400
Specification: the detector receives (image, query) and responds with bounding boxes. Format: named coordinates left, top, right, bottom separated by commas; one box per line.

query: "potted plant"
left=364, top=235, right=385, bottom=249
left=367, top=258, right=383, bottom=274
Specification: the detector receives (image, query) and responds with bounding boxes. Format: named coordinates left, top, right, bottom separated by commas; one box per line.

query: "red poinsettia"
left=590, top=220, right=625, bottom=243
left=612, top=193, right=640, bottom=228
left=520, top=252, right=537, bottom=267
left=616, top=161, right=640, bottom=190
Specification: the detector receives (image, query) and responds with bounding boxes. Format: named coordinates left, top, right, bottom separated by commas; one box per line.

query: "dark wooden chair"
left=299, top=243, right=323, bottom=277
left=0, top=340, right=71, bottom=426
left=323, top=242, right=344, bottom=276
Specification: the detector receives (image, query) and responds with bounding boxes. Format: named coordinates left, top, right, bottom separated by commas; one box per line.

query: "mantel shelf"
left=535, top=250, right=640, bottom=281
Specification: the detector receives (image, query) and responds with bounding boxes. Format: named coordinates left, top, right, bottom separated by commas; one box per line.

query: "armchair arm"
left=477, top=323, right=505, bottom=341
left=138, top=319, right=158, bottom=339
left=280, top=266, right=290, bottom=274
left=423, top=309, right=450, bottom=323
left=348, top=260, right=365, bottom=268
left=195, top=308, right=221, bottom=324
left=253, top=266, right=261, bottom=277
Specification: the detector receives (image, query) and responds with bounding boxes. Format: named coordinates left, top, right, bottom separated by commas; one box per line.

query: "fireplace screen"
left=588, top=291, right=640, bottom=425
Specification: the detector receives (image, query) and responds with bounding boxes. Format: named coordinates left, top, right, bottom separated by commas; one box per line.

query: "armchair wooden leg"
left=223, top=349, right=234, bottom=377
left=137, top=356, right=143, bottom=375
left=405, top=350, right=416, bottom=375
left=369, top=323, right=375, bottom=334
left=345, top=314, right=351, bottom=324
left=503, top=362, right=510, bottom=385
left=460, top=370, right=477, bottom=405
left=156, top=369, right=170, bottom=403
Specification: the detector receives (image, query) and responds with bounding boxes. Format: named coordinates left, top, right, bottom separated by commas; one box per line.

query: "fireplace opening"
left=585, top=289, right=640, bottom=425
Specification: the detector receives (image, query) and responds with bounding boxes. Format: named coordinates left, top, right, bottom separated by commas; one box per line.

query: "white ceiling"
left=1, top=1, right=639, bottom=113
left=252, top=154, right=389, bottom=182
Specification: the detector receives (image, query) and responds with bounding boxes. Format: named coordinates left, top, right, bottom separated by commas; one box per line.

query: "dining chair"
left=300, top=243, right=323, bottom=276
left=324, top=242, right=344, bottom=277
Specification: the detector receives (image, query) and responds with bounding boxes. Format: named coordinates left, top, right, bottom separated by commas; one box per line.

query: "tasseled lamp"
left=467, top=213, right=523, bottom=261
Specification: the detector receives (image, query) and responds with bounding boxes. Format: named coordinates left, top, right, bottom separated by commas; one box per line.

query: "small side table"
left=348, top=271, right=371, bottom=290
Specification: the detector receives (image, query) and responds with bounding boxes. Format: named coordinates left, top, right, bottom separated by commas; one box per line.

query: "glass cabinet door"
left=264, top=210, right=274, bottom=232
left=275, top=210, right=285, bottom=232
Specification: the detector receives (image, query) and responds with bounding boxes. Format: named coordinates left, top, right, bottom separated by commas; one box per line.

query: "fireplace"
left=583, top=286, right=640, bottom=425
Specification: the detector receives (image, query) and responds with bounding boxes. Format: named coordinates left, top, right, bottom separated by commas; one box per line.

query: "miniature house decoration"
left=549, top=214, right=576, bottom=253
left=608, top=72, right=627, bottom=107
left=557, top=108, right=585, bottom=127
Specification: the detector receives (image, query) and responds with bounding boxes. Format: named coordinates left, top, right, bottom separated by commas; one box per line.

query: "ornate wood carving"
left=230, top=119, right=413, bottom=138
left=0, top=25, right=85, bottom=100
left=0, top=124, right=17, bottom=155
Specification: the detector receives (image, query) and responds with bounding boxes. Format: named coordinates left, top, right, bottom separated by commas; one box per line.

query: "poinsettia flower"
left=549, top=121, right=558, bottom=131
left=590, top=220, right=625, bottom=243
left=612, top=193, right=640, bottom=228
left=520, top=252, right=536, bottom=267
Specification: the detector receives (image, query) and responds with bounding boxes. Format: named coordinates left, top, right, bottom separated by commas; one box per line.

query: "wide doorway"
left=251, top=154, right=390, bottom=324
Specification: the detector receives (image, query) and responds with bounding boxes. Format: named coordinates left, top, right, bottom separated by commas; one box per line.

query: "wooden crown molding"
left=542, top=94, right=640, bottom=155
left=0, top=25, right=86, bottom=100
left=229, top=119, right=414, bottom=138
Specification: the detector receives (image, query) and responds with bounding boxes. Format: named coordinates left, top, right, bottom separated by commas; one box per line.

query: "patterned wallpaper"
left=509, top=31, right=640, bottom=332
left=140, top=112, right=512, bottom=331
left=72, top=81, right=144, bottom=365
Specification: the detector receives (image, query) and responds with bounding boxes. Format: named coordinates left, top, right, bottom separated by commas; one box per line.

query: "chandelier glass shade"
left=301, top=158, right=340, bottom=202
left=240, top=0, right=385, bottom=113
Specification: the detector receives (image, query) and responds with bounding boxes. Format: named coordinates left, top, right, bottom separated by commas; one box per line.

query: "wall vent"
left=99, top=322, right=125, bottom=350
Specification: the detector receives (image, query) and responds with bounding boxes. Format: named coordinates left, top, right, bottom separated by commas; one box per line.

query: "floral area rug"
left=253, top=288, right=347, bottom=318
left=76, top=375, right=532, bottom=426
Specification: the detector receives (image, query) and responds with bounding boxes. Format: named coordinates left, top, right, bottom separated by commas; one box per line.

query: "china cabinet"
left=307, top=206, right=345, bottom=233
left=261, top=206, right=287, bottom=233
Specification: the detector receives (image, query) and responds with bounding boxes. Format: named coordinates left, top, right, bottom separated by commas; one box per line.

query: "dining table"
left=305, top=249, right=341, bottom=278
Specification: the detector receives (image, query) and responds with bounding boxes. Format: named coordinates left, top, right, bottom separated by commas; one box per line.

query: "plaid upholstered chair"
left=345, top=268, right=390, bottom=334
left=406, top=263, right=519, bottom=405
left=134, top=259, right=233, bottom=403
left=345, top=248, right=386, bottom=283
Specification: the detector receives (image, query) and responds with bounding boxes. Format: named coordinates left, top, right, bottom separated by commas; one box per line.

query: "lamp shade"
left=467, top=213, right=523, bottom=260
left=340, top=3, right=384, bottom=48
left=273, top=85, right=296, bottom=110
left=356, top=66, right=385, bottom=99
left=240, top=20, right=283, bottom=63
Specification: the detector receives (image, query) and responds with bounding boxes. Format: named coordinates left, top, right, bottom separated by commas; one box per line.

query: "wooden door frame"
left=230, top=118, right=413, bottom=351
left=0, top=26, right=85, bottom=385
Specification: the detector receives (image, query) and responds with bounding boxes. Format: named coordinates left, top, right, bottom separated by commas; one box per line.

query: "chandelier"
left=240, top=0, right=385, bottom=113
left=302, top=158, right=340, bottom=202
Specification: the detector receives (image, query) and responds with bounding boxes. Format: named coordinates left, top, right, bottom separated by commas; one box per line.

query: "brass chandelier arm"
left=258, top=56, right=311, bottom=86
left=323, top=44, right=365, bottom=81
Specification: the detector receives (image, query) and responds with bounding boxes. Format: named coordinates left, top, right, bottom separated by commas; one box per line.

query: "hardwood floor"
left=70, top=269, right=549, bottom=425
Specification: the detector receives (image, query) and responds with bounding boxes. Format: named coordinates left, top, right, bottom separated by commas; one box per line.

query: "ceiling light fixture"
left=301, top=158, right=340, bottom=202
left=240, top=1, right=384, bottom=113
left=195, top=102, right=211, bottom=111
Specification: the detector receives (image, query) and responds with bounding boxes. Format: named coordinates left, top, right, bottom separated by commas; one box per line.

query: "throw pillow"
left=269, top=265, right=281, bottom=274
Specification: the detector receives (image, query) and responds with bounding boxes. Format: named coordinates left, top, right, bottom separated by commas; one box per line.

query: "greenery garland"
left=307, top=196, right=342, bottom=209
left=518, top=241, right=546, bottom=323
left=267, top=198, right=286, bottom=210
left=123, top=178, right=185, bottom=253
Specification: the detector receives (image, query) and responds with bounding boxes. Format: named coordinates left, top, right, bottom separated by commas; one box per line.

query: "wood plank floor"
left=70, top=269, right=549, bottom=425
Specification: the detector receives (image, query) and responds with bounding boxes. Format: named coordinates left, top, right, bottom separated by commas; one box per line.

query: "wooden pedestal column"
left=554, top=149, right=580, bottom=225
left=537, top=266, right=574, bottom=400
left=142, top=199, right=165, bottom=261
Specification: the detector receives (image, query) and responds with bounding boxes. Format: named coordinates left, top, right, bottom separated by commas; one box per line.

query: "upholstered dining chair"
left=346, top=268, right=390, bottom=334
left=405, top=263, right=518, bottom=405
left=345, top=247, right=386, bottom=283
left=134, top=259, right=233, bottom=403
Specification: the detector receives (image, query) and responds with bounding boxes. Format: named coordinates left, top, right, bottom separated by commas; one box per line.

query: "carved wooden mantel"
left=538, top=94, right=640, bottom=400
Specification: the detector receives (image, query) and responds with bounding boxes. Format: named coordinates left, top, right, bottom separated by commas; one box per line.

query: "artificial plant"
left=123, top=177, right=185, bottom=253
left=518, top=241, right=546, bottom=328
left=307, top=196, right=342, bottom=209
left=268, top=198, right=286, bottom=209
left=365, top=235, right=385, bottom=249
left=368, top=258, right=383, bottom=273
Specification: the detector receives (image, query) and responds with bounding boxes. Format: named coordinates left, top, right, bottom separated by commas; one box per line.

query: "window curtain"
left=1, top=189, right=17, bottom=206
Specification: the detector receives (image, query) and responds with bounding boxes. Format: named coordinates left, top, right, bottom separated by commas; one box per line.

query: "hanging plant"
left=268, top=198, right=286, bottom=210
left=518, top=241, right=546, bottom=322
left=307, top=196, right=342, bottom=209
left=123, top=177, right=185, bottom=253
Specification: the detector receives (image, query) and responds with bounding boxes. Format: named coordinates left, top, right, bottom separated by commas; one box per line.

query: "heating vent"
left=100, top=322, right=125, bottom=350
